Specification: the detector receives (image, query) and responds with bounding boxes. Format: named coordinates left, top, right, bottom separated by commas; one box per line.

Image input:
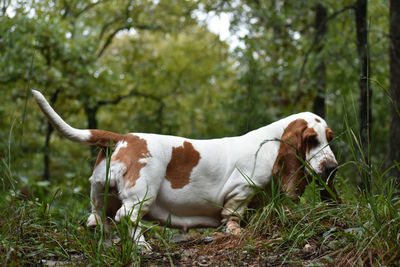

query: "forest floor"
left=141, top=231, right=332, bottom=266
left=42, top=230, right=341, bottom=266
left=1, top=197, right=398, bottom=266
left=2, top=184, right=399, bottom=266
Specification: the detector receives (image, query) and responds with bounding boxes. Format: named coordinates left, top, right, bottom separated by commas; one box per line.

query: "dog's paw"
left=114, top=204, right=133, bottom=222
left=226, top=226, right=242, bottom=235
left=87, top=213, right=102, bottom=228
left=138, top=240, right=152, bottom=254
left=225, top=220, right=242, bottom=235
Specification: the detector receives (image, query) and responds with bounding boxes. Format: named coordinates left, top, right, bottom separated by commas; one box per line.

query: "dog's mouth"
left=321, top=162, right=338, bottom=182
left=305, top=161, right=338, bottom=182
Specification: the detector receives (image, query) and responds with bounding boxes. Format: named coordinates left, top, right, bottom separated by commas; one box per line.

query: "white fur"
left=88, top=112, right=337, bottom=250
left=31, top=90, right=91, bottom=143
left=306, top=118, right=337, bottom=175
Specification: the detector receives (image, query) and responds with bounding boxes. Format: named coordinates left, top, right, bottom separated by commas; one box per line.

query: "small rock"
left=203, top=236, right=214, bottom=243
left=198, top=255, right=207, bottom=260
left=183, top=249, right=197, bottom=257
left=171, top=233, right=201, bottom=243
left=303, top=243, right=313, bottom=253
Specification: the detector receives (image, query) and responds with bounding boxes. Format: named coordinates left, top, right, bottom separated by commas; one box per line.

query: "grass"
left=1, top=110, right=400, bottom=265
left=1, top=151, right=400, bottom=266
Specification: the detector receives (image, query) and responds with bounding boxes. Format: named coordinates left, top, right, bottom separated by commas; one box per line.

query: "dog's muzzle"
left=321, top=161, right=338, bottom=181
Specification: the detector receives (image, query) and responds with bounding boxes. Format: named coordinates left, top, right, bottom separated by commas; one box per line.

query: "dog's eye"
left=307, top=135, right=319, bottom=148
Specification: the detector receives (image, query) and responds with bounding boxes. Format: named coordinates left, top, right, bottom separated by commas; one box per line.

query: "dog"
left=32, top=90, right=338, bottom=250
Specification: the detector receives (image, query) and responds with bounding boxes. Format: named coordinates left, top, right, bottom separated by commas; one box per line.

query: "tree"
left=312, top=3, right=327, bottom=118
left=0, top=0, right=236, bottom=184
left=212, top=0, right=388, bottom=185
left=389, top=0, right=400, bottom=180
left=99, top=28, right=237, bottom=138
left=1, top=0, right=203, bottom=177
left=355, top=0, right=372, bottom=189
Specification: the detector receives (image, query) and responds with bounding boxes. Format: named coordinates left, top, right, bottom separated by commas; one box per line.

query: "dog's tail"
left=31, top=90, right=123, bottom=147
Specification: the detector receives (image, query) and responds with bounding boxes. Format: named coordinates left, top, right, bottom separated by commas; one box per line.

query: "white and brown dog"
left=32, top=90, right=338, bottom=250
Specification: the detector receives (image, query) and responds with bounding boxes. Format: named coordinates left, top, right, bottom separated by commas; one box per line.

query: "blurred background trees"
left=0, top=0, right=398, bottom=196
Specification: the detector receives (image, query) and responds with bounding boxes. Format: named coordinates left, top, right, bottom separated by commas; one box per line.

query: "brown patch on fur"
left=99, top=187, right=122, bottom=219
left=304, top=127, right=319, bottom=154
left=112, top=135, right=152, bottom=188
left=90, top=131, right=151, bottom=188
left=325, top=127, right=334, bottom=142
left=92, top=186, right=121, bottom=220
left=166, top=141, right=201, bottom=189
left=94, top=149, right=107, bottom=168
left=105, top=187, right=122, bottom=218
left=272, top=119, right=317, bottom=197
left=89, top=129, right=124, bottom=147
left=315, top=118, right=321, bottom=123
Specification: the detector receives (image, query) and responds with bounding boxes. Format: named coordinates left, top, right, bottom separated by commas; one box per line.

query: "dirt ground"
left=141, top=231, right=333, bottom=266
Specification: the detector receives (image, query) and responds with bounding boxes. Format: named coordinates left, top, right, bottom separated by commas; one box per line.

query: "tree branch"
left=75, top=0, right=110, bottom=18
left=96, top=24, right=162, bottom=58
left=61, top=0, right=71, bottom=19
left=1, top=0, right=11, bottom=16
left=98, top=17, right=123, bottom=41
left=95, top=89, right=162, bottom=110
left=294, top=4, right=355, bottom=104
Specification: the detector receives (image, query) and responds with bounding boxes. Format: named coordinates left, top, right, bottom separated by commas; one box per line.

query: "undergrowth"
left=1, top=109, right=400, bottom=265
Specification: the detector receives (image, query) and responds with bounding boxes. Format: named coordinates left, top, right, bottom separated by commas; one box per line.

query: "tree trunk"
left=355, top=0, right=371, bottom=190
left=85, top=105, right=99, bottom=160
left=43, top=123, right=54, bottom=180
left=43, top=89, right=60, bottom=180
left=313, top=3, right=327, bottom=118
left=389, top=0, right=400, bottom=180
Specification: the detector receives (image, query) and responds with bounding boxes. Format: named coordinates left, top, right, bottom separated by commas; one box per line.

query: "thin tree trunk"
left=355, top=0, right=371, bottom=190
left=85, top=105, right=99, bottom=160
left=44, top=123, right=54, bottom=180
left=313, top=3, right=327, bottom=118
left=43, top=89, right=60, bottom=180
left=389, top=0, right=400, bottom=180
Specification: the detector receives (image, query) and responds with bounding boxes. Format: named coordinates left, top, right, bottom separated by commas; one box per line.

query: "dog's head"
left=272, top=114, right=338, bottom=199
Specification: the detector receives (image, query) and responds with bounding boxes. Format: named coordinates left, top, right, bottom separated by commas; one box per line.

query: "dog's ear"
left=272, top=119, right=309, bottom=198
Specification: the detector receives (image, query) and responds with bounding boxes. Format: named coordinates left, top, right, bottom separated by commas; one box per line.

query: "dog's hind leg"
left=86, top=149, right=124, bottom=230
left=87, top=181, right=122, bottom=229
left=114, top=164, right=164, bottom=252
left=87, top=181, right=105, bottom=228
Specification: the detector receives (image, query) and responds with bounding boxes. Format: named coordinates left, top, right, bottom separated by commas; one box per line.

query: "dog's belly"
left=145, top=202, right=221, bottom=230
left=145, top=183, right=223, bottom=230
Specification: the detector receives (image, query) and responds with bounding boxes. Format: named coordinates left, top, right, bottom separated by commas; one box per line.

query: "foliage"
left=0, top=0, right=400, bottom=265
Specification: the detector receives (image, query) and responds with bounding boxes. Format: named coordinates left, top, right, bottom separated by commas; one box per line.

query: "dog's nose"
left=324, top=162, right=338, bottom=179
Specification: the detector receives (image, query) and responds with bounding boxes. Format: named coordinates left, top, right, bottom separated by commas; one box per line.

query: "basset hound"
left=32, top=90, right=338, bottom=251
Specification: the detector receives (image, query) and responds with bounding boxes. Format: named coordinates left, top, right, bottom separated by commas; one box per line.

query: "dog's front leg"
left=114, top=201, right=152, bottom=252
left=221, top=196, right=250, bottom=235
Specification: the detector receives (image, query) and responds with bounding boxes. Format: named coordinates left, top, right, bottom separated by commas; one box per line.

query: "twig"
left=294, top=4, right=355, bottom=106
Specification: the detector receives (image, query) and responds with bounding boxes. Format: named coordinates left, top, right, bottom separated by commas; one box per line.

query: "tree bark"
left=313, top=3, right=327, bottom=118
left=85, top=105, right=99, bottom=160
left=355, top=0, right=371, bottom=190
left=43, top=123, right=54, bottom=180
left=389, top=0, right=400, bottom=180
left=43, top=89, right=60, bottom=180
